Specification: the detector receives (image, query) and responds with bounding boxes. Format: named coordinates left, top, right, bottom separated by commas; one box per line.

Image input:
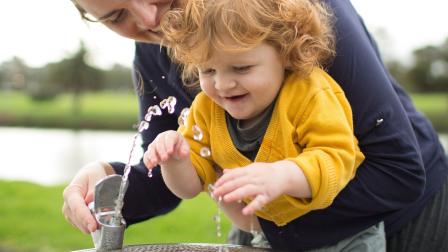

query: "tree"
left=0, top=57, right=29, bottom=91
left=409, top=41, right=448, bottom=93
left=45, top=41, right=105, bottom=114
left=103, top=64, right=133, bottom=91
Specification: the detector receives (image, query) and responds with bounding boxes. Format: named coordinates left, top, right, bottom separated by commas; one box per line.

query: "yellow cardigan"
left=178, top=68, right=365, bottom=226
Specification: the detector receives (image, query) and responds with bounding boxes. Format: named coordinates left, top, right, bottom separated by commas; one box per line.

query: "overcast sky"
left=1, top=0, right=447, bottom=69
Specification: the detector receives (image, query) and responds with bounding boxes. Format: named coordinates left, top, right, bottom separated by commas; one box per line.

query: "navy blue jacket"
left=111, top=0, right=448, bottom=250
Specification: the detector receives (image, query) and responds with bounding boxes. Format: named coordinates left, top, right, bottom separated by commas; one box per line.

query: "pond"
left=0, top=127, right=142, bottom=185
left=0, top=127, right=447, bottom=186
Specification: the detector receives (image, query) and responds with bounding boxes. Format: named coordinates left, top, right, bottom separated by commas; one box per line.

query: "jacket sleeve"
left=323, top=0, right=425, bottom=214
left=286, top=87, right=364, bottom=213
left=109, top=43, right=195, bottom=226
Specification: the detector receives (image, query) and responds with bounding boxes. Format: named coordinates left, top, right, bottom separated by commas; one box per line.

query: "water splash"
left=160, top=96, right=177, bottom=114
left=249, top=214, right=262, bottom=241
left=113, top=133, right=139, bottom=224
left=200, top=147, right=211, bottom=158
left=208, top=184, right=223, bottom=238
left=213, top=209, right=222, bottom=237
left=113, top=96, right=177, bottom=222
left=144, top=105, right=162, bottom=121
left=138, top=121, right=149, bottom=132
left=178, top=108, right=190, bottom=127
left=192, top=125, right=203, bottom=141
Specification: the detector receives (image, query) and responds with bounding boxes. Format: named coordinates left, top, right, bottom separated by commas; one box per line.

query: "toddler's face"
left=198, top=42, right=286, bottom=125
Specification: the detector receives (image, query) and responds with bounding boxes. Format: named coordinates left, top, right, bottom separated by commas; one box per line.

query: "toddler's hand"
left=212, top=162, right=289, bottom=216
left=143, top=130, right=190, bottom=170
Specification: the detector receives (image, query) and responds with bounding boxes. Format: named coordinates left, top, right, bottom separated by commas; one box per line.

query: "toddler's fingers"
left=163, top=131, right=179, bottom=154
left=214, top=174, right=253, bottom=198
left=221, top=183, right=260, bottom=203
left=215, top=168, right=247, bottom=187
left=154, top=134, right=170, bottom=161
left=174, top=136, right=190, bottom=157
left=143, top=144, right=159, bottom=169
left=242, top=194, right=269, bottom=216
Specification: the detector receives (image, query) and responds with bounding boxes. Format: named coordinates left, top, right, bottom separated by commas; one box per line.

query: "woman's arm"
left=322, top=0, right=426, bottom=213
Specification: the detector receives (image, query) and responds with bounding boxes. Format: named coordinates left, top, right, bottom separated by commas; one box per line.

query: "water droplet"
left=160, top=96, right=177, bottom=114
left=376, top=118, right=384, bottom=126
left=153, top=96, right=157, bottom=99
left=200, top=147, right=211, bottom=157
left=144, top=105, right=162, bottom=121
left=213, top=193, right=222, bottom=238
left=161, top=75, right=166, bottom=79
left=148, top=105, right=162, bottom=116
left=147, top=170, right=153, bottom=178
left=208, top=183, right=216, bottom=192
left=193, top=125, right=203, bottom=141
left=138, top=121, right=149, bottom=132
left=250, top=214, right=258, bottom=236
left=177, top=108, right=190, bottom=127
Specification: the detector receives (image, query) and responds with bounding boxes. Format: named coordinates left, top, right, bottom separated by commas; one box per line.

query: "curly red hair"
left=161, top=0, right=335, bottom=85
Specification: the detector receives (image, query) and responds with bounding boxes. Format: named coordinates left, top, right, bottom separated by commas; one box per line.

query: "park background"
left=0, top=1, right=447, bottom=251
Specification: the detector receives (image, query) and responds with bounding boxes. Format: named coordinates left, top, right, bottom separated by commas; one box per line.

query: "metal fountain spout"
left=88, top=174, right=127, bottom=251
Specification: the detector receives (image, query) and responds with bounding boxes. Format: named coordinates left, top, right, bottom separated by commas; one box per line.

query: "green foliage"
left=0, top=180, right=230, bottom=252
left=103, top=64, right=133, bottom=91
left=46, top=41, right=105, bottom=93
left=408, top=39, right=448, bottom=92
left=0, top=42, right=134, bottom=106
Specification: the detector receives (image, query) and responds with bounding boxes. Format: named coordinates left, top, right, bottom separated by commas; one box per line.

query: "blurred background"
left=0, top=0, right=447, bottom=251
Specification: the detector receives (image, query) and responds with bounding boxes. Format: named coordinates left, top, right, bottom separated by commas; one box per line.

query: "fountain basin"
left=75, top=243, right=273, bottom=252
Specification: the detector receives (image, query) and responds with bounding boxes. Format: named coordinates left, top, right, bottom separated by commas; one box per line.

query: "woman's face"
left=75, top=0, right=181, bottom=43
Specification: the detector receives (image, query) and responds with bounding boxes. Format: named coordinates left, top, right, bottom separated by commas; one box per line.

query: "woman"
left=63, top=0, right=448, bottom=251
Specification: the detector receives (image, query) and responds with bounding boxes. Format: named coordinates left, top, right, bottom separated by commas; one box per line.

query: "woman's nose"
left=131, top=2, right=159, bottom=30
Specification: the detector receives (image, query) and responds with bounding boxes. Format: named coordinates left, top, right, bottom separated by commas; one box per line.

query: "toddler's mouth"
left=224, top=94, right=247, bottom=101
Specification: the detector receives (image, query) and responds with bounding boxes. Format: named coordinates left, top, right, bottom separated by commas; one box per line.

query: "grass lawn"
left=410, top=93, right=448, bottom=115
left=0, top=180, right=231, bottom=252
left=0, top=91, right=139, bottom=130
left=0, top=91, right=447, bottom=131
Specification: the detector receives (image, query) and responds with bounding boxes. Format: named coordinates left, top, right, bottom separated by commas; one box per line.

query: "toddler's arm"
left=144, top=130, right=202, bottom=199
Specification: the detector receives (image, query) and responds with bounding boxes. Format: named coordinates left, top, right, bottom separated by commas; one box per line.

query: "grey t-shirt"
left=225, top=102, right=275, bottom=161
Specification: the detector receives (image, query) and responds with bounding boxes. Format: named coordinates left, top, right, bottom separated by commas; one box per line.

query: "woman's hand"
left=62, top=161, right=115, bottom=234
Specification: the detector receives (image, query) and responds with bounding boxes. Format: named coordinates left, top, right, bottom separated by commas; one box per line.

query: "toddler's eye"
left=200, top=68, right=216, bottom=75
left=233, top=65, right=252, bottom=73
